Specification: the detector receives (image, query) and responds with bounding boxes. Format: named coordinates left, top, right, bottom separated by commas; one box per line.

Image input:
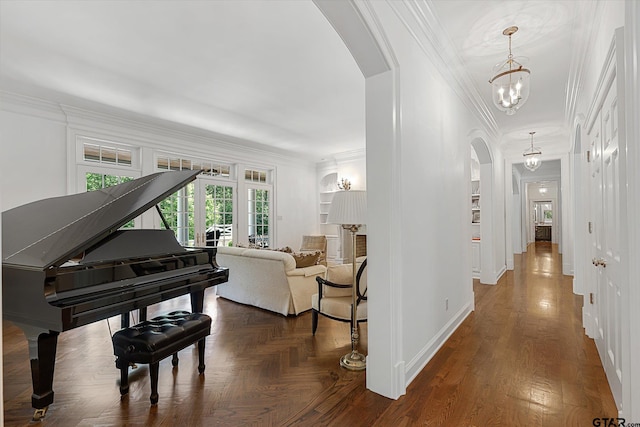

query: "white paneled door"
left=587, top=30, right=627, bottom=412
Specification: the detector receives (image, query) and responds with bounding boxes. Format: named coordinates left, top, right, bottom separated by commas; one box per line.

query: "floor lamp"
left=327, top=189, right=367, bottom=370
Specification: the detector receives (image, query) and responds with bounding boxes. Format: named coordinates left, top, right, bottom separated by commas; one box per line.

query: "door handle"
left=600, top=259, right=607, bottom=268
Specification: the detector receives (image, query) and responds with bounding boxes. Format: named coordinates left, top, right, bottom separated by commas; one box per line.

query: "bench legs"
left=113, top=311, right=211, bottom=405
left=198, top=338, right=206, bottom=373
left=117, top=341, right=206, bottom=405
left=149, top=362, right=160, bottom=405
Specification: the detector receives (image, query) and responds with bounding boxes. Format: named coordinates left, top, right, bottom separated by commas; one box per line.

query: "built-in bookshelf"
left=319, top=173, right=339, bottom=263
left=471, top=180, right=480, bottom=224
left=319, top=190, right=335, bottom=230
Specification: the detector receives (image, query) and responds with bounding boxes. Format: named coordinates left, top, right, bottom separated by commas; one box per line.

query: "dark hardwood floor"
left=3, top=242, right=616, bottom=426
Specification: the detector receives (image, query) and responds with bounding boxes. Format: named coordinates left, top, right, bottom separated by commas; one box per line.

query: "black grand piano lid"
left=2, top=170, right=201, bottom=269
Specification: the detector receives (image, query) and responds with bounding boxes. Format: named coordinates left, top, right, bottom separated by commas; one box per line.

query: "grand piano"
left=2, top=170, right=229, bottom=420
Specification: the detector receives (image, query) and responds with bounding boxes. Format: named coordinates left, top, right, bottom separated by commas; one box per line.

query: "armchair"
left=300, top=235, right=327, bottom=266
left=311, top=257, right=367, bottom=335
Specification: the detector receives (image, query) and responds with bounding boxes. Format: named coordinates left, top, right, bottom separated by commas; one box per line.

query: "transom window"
left=157, top=155, right=231, bottom=178
left=80, top=137, right=137, bottom=167
left=245, top=168, right=268, bottom=183
left=76, top=135, right=142, bottom=228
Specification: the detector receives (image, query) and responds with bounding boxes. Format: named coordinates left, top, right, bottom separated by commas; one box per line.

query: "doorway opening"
left=533, top=200, right=553, bottom=242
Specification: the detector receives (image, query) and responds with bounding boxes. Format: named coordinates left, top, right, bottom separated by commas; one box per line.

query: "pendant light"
left=489, top=26, right=531, bottom=115
left=523, top=131, right=542, bottom=172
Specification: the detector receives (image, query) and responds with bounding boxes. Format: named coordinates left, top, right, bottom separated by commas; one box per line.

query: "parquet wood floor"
left=2, top=242, right=616, bottom=426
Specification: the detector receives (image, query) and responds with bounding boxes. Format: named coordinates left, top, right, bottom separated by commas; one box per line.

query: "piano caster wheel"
left=32, top=407, right=48, bottom=421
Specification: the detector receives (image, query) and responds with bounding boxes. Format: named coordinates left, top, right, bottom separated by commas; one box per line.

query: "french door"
left=246, top=184, right=271, bottom=249
left=197, top=180, right=236, bottom=248
left=159, top=177, right=236, bottom=248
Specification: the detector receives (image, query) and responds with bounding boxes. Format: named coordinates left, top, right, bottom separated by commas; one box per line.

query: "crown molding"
left=386, top=0, right=500, bottom=142
left=0, top=90, right=67, bottom=123
left=1, top=90, right=317, bottom=169
left=332, top=148, right=367, bottom=162
left=58, top=103, right=317, bottom=167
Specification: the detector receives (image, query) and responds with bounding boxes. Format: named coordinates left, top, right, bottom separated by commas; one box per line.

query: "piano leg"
left=120, top=307, right=149, bottom=329
left=190, top=289, right=205, bottom=313
left=18, top=324, right=59, bottom=421
left=120, top=313, right=130, bottom=328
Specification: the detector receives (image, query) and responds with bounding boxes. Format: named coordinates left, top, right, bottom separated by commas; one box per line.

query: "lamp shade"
left=327, top=190, right=367, bottom=226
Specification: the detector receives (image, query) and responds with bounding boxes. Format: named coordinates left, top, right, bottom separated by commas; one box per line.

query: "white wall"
left=489, top=149, right=506, bottom=281
left=511, top=168, right=523, bottom=254
left=275, top=162, right=320, bottom=248
left=0, top=101, right=68, bottom=210
left=361, top=0, right=479, bottom=397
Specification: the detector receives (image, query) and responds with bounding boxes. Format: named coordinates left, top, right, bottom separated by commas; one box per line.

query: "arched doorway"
left=470, top=136, right=496, bottom=284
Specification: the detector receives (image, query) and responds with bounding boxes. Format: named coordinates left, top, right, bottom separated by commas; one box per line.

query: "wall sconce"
left=338, top=178, right=351, bottom=191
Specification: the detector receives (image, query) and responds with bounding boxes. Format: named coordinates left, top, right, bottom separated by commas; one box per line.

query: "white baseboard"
left=404, top=301, right=473, bottom=386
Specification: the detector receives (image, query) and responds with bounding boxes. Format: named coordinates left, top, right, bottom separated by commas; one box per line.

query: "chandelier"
left=489, top=26, right=531, bottom=115
left=523, top=131, right=541, bottom=171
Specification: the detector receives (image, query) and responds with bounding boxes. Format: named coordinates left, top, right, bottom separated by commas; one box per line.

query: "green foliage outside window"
left=85, top=172, right=135, bottom=228
left=158, top=183, right=195, bottom=244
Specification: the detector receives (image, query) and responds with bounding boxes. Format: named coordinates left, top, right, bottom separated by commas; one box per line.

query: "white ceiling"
left=429, top=0, right=596, bottom=159
left=0, top=1, right=595, bottom=166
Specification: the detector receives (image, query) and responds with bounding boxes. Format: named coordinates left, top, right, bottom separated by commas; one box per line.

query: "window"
left=84, top=143, right=132, bottom=166
left=159, top=182, right=196, bottom=246
left=85, top=172, right=137, bottom=229
left=157, top=156, right=231, bottom=179
left=76, top=135, right=142, bottom=228
left=245, top=168, right=268, bottom=183
left=79, top=136, right=138, bottom=168
left=204, top=184, right=234, bottom=247
left=85, top=172, right=134, bottom=190
left=155, top=154, right=235, bottom=246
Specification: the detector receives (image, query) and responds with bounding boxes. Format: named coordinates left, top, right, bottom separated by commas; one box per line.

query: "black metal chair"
left=312, top=258, right=367, bottom=335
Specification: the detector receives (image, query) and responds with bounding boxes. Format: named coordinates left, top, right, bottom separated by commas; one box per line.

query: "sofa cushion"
left=286, top=264, right=326, bottom=277
left=322, top=257, right=367, bottom=298
left=292, top=251, right=320, bottom=268
left=311, top=295, right=368, bottom=320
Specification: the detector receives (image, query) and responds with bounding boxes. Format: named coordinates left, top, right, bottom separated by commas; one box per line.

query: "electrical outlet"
left=445, top=298, right=449, bottom=311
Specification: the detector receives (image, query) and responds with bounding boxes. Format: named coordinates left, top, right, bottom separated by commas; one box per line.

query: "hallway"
left=372, top=241, right=617, bottom=425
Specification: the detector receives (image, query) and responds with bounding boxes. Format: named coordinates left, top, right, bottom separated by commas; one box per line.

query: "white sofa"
left=215, top=246, right=327, bottom=316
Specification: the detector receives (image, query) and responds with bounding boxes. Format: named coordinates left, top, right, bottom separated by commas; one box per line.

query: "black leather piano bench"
left=112, top=310, right=212, bottom=405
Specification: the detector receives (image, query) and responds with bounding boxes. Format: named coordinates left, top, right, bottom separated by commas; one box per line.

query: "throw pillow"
left=292, top=251, right=320, bottom=268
